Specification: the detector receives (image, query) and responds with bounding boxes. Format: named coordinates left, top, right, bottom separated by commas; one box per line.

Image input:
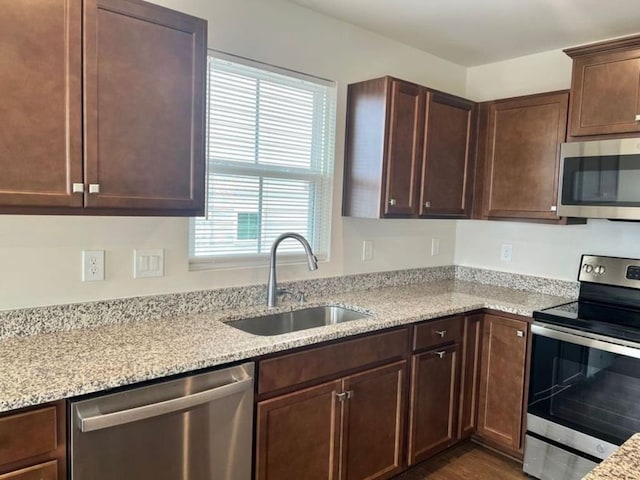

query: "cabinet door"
left=420, top=93, right=475, bottom=218
left=408, top=344, right=459, bottom=465
left=256, top=380, right=342, bottom=480
left=0, top=461, right=57, bottom=480
left=0, top=0, right=82, bottom=208
left=477, top=314, right=528, bottom=453
left=341, top=361, right=406, bottom=480
left=569, top=51, right=640, bottom=137
left=482, top=92, right=568, bottom=221
left=84, top=0, right=206, bottom=212
left=458, top=314, right=482, bottom=440
left=383, top=80, right=423, bottom=217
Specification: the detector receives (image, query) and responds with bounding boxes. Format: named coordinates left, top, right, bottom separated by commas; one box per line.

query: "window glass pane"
left=191, top=54, right=336, bottom=264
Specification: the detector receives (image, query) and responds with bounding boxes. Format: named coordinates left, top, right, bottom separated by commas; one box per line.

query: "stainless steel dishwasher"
left=70, top=362, right=254, bottom=480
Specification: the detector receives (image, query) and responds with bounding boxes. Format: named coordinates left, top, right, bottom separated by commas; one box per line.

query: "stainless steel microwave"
left=558, top=138, right=640, bottom=220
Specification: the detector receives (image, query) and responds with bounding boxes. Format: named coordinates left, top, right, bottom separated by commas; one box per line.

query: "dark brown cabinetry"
left=458, top=314, right=482, bottom=440
left=408, top=315, right=463, bottom=464
left=256, top=328, right=409, bottom=480
left=0, top=0, right=206, bottom=215
left=0, top=402, right=65, bottom=480
left=476, top=313, right=529, bottom=456
left=343, top=77, right=476, bottom=219
left=420, top=93, right=475, bottom=218
left=0, top=0, right=82, bottom=208
left=565, top=35, right=640, bottom=138
left=474, top=91, right=569, bottom=222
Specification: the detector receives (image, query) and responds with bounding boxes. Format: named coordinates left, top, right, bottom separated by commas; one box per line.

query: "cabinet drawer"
left=0, top=407, right=57, bottom=466
left=413, top=316, right=463, bottom=351
left=0, top=461, right=57, bottom=480
left=259, top=328, right=409, bottom=395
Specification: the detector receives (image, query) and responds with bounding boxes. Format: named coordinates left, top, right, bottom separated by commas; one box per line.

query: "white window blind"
left=190, top=54, right=336, bottom=267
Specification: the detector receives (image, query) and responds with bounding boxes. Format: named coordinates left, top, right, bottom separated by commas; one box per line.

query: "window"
left=190, top=54, right=336, bottom=267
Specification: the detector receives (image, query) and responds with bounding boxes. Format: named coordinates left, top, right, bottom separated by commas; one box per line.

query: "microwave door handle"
left=76, top=376, right=253, bottom=433
left=532, top=323, right=640, bottom=359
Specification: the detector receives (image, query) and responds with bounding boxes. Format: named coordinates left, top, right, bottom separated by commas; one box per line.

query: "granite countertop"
left=584, top=434, right=640, bottom=480
left=0, top=279, right=573, bottom=413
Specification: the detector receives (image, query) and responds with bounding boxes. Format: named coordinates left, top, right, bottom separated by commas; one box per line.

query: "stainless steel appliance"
left=524, top=255, right=640, bottom=480
left=70, top=362, right=254, bottom=480
left=558, top=138, right=640, bottom=220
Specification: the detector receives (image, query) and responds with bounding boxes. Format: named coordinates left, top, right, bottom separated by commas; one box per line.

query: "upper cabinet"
left=473, top=91, right=569, bottom=222
left=565, top=35, right=640, bottom=138
left=0, top=0, right=82, bottom=209
left=342, top=77, right=476, bottom=219
left=0, top=0, right=206, bottom=215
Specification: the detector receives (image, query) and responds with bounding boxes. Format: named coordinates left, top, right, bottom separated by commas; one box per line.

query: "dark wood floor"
left=394, top=442, right=527, bottom=480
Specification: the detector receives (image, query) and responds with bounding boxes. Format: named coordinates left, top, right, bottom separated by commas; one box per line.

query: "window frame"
left=189, top=51, right=336, bottom=270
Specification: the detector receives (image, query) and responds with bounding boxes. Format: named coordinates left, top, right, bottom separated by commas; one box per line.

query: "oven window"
left=529, top=334, right=640, bottom=446
left=561, top=154, right=640, bottom=206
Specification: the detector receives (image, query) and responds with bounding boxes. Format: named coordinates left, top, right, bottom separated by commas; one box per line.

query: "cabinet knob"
left=388, top=198, right=396, bottom=206
left=72, top=183, right=84, bottom=193
left=550, top=205, right=557, bottom=212
left=89, top=183, right=100, bottom=194
left=435, top=330, right=447, bottom=338
left=336, top=392, right=347, bottom=402
left=516, top=330, right=525, bottom=338
left=635, top=114, right=640, bottom=122
left=345, top=390, right=354, bottom=399
left=435, top=351, right=446, bottom=359
left=424, top=201, right=431, bottom=208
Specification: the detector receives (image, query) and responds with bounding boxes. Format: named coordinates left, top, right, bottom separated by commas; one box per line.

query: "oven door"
left=558, top=138, right=640, bottom=220
left=528, top=323, right=640, bottom=457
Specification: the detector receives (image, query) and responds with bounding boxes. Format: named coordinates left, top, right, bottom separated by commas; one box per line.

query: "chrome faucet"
left=267, top=233, right=318, bottom=308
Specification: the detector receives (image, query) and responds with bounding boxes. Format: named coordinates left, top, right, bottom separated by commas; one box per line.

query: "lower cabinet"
left=458, top=314, right=482, bottom=440
left=476, top=313, right=529, bottom=455
left=408, top=343, right=460, bottom=464
left=0, top=402, right=65, bottom=479
left=256, top=356, right=407, bottom=480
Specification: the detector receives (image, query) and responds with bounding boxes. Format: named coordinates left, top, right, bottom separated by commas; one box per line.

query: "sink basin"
left=227, top=306, right=370, bottom=336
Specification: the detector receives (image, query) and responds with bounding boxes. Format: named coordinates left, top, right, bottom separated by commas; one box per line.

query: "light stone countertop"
left=583, top=434, right=640, bottom=480
left=0, top=279, right=573, bottom=413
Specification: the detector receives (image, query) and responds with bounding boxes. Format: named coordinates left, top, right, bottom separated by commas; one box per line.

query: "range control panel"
left=579, top=255, right=640, bottom=289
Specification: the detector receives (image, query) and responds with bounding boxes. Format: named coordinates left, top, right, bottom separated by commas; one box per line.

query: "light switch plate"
left=134, top=249, right=164, bottom=278
left=501, top=244, right=513, bottom=263
left=362, top=240, right=373, bottom=261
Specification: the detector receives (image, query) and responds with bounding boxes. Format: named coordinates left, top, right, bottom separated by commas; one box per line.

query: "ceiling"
left=286, top=0, right=640, bottom=66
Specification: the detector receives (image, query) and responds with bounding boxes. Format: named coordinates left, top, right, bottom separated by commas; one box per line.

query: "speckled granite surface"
left=0, top=265, right=576, bottom=339
left=0, top=279, right=573, bottom=413
left=583, top=433, right=640, bottom=480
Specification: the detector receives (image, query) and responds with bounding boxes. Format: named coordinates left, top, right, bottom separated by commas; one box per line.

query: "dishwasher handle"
left=77, top=375, right=253, bottom=433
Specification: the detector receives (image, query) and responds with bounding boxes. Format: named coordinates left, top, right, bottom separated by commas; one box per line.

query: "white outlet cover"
left=362, top=240, right=374, bottom=262
left=431, top=238, right=440, bottom=256
left=82, top=250, right=105, bottom=282
left=500, top=244, right=513, bottom=263
left=134, top=249, right=164, bottom=278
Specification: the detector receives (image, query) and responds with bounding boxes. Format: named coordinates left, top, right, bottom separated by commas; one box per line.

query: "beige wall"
left=457, top=48, right=640, bottom=281
left=1, top=0, right=464, bottom=310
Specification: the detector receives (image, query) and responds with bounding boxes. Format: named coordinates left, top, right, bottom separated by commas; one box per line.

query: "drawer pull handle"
left=517, top=330, right=525, bottom=338
left=346, top=390, right=354, bottom=399
left=336, top=392, right=347, bottom=402
left=436, top=351, right=446, bottom=359
left=424, top=201, right=431, bottom=208
left=388, top=198, right=396, bottom=206
left=635, top=114, right=640, bottom=122
left=435, top=330, right=447, bottom=338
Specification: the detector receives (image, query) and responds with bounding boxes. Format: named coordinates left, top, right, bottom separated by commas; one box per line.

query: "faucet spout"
left=267, top=232, right=318, bottom=308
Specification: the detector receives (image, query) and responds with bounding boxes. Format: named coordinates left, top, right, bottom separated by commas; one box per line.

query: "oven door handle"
left=76, top=376, right=253, bottom=433
left=532, top=323, right=640, bottom=359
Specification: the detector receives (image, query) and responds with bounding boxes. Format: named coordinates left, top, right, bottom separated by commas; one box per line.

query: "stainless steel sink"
left=227, top=306, right=370, bottom=336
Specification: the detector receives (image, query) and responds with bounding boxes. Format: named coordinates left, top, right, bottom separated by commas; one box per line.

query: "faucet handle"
left=277, top=289, right=306, bottom=304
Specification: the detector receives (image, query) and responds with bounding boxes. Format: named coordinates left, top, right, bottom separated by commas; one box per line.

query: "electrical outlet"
left=500, top=244, right=513, bottom=263
left=431, top=238, right=440, bottom=256
left=82, top=250, right=105, bottom=282
left=362, top=240, right=373, bottom=262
